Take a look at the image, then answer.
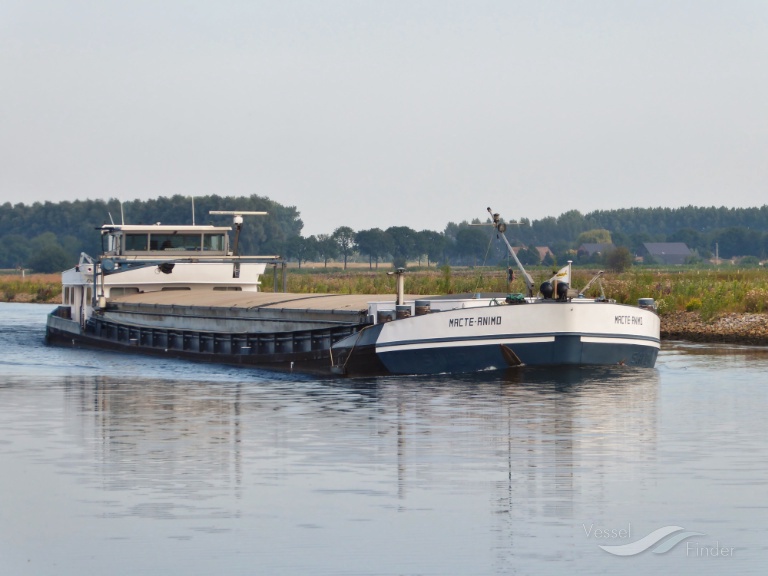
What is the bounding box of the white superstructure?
[60,217,273,330]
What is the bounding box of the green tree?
[556,210,587,243]
[712,227,761,258]
[604,246,633,272]
[284,235,318,268]
[315,234,339,268]
[611,230,631,248]
[28,233,72,272]
[669,228,704,252]
[453,227,491,266]
[386,226,418,268]
[417,230,446,267]
[356,228,393,269]
[0,234,32,268]
[577,229,612,245]
[332,226,357,269]
[517,245,541,266]
[443,221,460,242]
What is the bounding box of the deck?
[103,291,425,333]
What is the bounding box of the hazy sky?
[2,1,766,235]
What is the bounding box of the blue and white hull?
[331,299,660,376]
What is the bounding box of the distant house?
[640,242,692,265]
[536,246,554,261]
[577,243,614,257]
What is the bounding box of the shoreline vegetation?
[3,267,767,346]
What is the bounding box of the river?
[0,303,766,575]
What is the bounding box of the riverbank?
[0,273,60,303]
[661,311,768,345]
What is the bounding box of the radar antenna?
[209,211,268,256]
[209,210,269,278]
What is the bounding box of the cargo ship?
[46,208,660,375]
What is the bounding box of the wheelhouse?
[101,224,232,258]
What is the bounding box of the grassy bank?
[599,268,768,320]
[0,273,61,303]
[276,266,768,320]
[281,265,507,296]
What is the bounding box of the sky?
[1,1,767,235]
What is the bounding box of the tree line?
[2,195,768,272]
[0,195,302,272]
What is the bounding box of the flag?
[549,263,571,286]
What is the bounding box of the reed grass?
[0,273,61,303]
[276,266,768,319]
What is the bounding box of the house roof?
[642,242,692,256]
[642,242,692,264]
[510,246,552,260]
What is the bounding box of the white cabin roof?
[101,224,232,233]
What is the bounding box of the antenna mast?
[208,210,269,254]
[209,211,269,278]
[487,207,535,297]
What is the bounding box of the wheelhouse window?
[124,234,149,251]
[203,234,226,251]
[149,234,203,251]
[111,229,227,254]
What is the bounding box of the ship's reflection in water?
[49,365,660,573]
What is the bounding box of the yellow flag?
[550,264,570,286]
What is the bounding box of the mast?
[208,210,269,255]
[209,210,269,278]
[487,207,535,297]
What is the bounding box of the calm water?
[1,303,766,575]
